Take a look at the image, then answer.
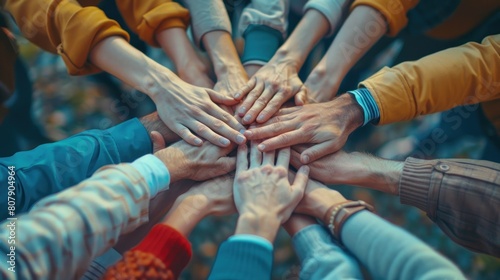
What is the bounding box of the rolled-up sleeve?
[5,0,130,75]
[350,0,419,36]
[116,0,190,47]
[400,157,500,257]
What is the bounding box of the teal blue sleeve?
[293,225,362,279]
[241,24,283,65]
[0,118,151,220]
[342,211,466,280]
[208,238,273,280]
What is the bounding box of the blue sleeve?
[208,238,273,280]
[347,88,380,126]
[241,24,283,65]
[0,118,151,220]
[342,211,466,280]
[293,225,362,279]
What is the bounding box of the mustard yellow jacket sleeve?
[360,35,500,125]
[350,0,419,36]
[115,0,190,47]
[5,0,130,75]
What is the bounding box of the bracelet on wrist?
[324,200,375,245]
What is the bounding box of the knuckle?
[190,106,203,117]
[196,124,208,134]
[275,166,288,176]
[213,119,224,128]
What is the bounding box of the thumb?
[207,88,239,106]
[151,131,166,153]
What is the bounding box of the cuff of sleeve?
[229,234,273,251]
[304,0,344,37]
[137,3,190,47]
[131,154,170,196]
[241,25,283,64]
[293,225,335,262]
[49,2,130,75]
[348,88,380,125]
[107,118,152,163]
[399,157,435,212]
[133,224,192,278]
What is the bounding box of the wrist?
[163,194,209,236]
[235,212,280,242]
[302,187,347,221]
[139,112,179,144]
[332,93,364,133]
[271,49,302,70]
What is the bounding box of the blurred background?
[3,4,500,279]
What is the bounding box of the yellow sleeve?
[360,35,500,125]
[350,0,419,36]
[115,0,190,47]
[5,0,130,75]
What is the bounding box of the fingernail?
[236,134,246,144]
[258,144,266,151]
[244,130,253,137]
[239,106,246,114]
[243,115,252,123]
[194,138,202,145]
[257,115,264,122]
[234,93,241,99]
[220,138,230,146]
[302,155,310,163]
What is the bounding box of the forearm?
[309,5,386,96]
[341,211,465,280]
[139,112,180,144]
[0,161,161,279]
[162,193,211,237]
[0,119,151,219]
[90,36,180,100]
[400,157,500,257]
[273,9,330,69]
[235,212,280,243]
[156,28,204,74]
[202,30,247,80]
[362,35,500,125]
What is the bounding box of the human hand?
[233,142,309,241]
[151,76,246,147]
[282,214,317,237]
[162,175,236,237]
[177,58,214,89]
[291,147,403,194]
[154,140,236,183]
[236,59,305,124]
[244,64,262,78]
[244,94,364,164]
[214,70,248,103]
[139,112,180,145]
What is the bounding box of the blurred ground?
[15,31,500,280]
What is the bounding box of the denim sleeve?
[0,118,151,220]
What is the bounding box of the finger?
[243,86,276,124]
[291,144,309,153]
[150,131,166,153]
[289,149,302,169]
[291,165,310,193]
[236,144,249,175]
[238,81,265,117]
[188,121,231,147]
[255,89,290,123]
[250,140,263,168]
[234,77,257,100]
[209,104,246,132]
[207,88,239,106]
[262,150,276,166]
[243,119,292,140]
[202,113,246,145]
[301,141,337,164]
[173,123,203,146]
[257,130,306,152]
[276,147,291,168]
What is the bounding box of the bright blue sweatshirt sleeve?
[342,211,466,280]
[208,237,273,280]
[0,118,151,220]
[293,224,362,279]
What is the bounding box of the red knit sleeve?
[104,224,192,279]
